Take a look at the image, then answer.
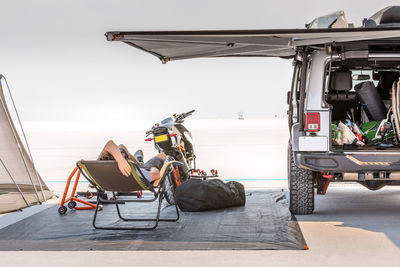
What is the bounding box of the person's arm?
[118,144,141,165]
[100,140,131,176]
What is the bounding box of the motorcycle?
[145,110,218,204]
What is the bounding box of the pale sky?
[0,0,399,121]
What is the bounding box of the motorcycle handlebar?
[184,109,195,117]
[176,109,195,122]
[147,110,195,135]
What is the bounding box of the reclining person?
[98,140,166,182]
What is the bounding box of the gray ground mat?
[0,190,307,250]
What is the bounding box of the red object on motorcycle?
[173,166,182,186]
[170,133,177,137]
[215,170,218,175]
[145,138,153,142]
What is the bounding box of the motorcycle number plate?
[155,134,168,143]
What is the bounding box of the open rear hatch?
[327,56,400,152]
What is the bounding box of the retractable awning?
[105,27,400,63]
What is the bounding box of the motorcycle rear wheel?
[163,174,176,205]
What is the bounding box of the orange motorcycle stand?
[58,166,99,215]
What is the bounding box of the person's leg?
[139,153,166,181]
[150,167,160,181]
[141,153,166,171]
[158,153,167,160]
[133,150,144,163]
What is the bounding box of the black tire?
[58,206,67,215]
[288,142,315,215]
[163,174,176,205]
[67,201,77,209]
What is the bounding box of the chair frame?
[77,160,181,230]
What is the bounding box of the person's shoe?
[134,149,144,163]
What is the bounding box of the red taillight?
[145,138,153,142]
[170,133,177,137]
[306,112,320,132]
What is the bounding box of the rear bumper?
[295,151,400,172]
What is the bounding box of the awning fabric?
[105,27,400,62]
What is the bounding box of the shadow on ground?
[295,186,400,248]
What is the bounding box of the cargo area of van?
[326,60,400,151]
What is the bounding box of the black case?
[355,81,387,121]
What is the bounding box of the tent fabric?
[176,179,245,212]
[0,81,52,213]
[105,27,400,62]
[0,191,53,214]
[0,191,307,250]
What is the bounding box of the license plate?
[155,134,168,143]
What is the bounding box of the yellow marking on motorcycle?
[155,134,168,143]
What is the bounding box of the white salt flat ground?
[2,118,400,266]
[23,118,290,195]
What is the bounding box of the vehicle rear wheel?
[288,142,315,214]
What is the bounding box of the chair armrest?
[153,161,184,187]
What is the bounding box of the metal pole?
[0,80,41,203]
[0,158,30,207]
[1,76,46,202]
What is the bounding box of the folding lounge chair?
[77,159,182,230]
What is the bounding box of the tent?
[0,78,52,213]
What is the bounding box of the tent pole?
[1,77,46,202]
[0,158,30,207]
[0,81,41,204]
